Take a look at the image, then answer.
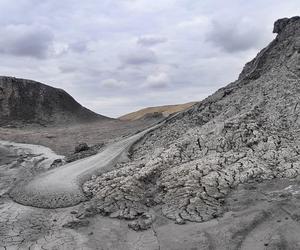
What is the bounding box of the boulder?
[74,143,89,153]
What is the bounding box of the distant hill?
[119,102,197,121]
[0,76,111,126]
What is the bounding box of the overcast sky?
[0,0,299,117]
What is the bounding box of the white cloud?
[82,96,135,117]
[177,16,210,29]
[69,41,89,53]
[137,35,167,47]
[0,24,53,59]
[51,42,69,56]
[101,78,126,88]
[145,72,170,89]
[0,0,299,116]
[120,49,157,66]
[206,17,269,53]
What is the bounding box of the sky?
[0,0,299,117]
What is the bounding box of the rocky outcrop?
[83,17,300,224]
[74,143,90,153]
[239,16,300,81]
[65,142,105,163]
[273,16,300,34]
[0,76,110,126]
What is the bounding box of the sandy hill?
[0,76,110,126]
[119,102,197,121]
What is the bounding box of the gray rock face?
[65,142,104,163]
[239,16,300,81]
[74,143,89,153]
[273,16,300,34]
[0,76,109,126]
[83,16,300,224]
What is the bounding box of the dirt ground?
[1,119,300,249]
[0,119,156,155]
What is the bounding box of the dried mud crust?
[0,143,89,250]
[9,125,161,209]
[2,146,300,250]
[83,17,300,224]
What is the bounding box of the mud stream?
[1,141,300,249]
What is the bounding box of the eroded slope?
[84,17,300,224]
[0,76,109,126]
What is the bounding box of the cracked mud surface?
[2,141,300,249]
[83,17,300,225]
[0,143,85,249]
[10,125,160,209]
[3,17,300,249]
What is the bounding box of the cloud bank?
[0,0,299,117]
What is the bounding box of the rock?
[128,213,154,231]
[273,18,290,33]
[273,16,300,34]
[62,219,89,229]
[75,203,99,219]
[50,159,64,169]
[279,193,292,199]
[74,143,89,153]
[109,211,121,218]
[142,112,164,120]
[175,217,186,225]
[65,143,104,163]
[65,149,97,163]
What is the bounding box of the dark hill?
[0,76,110,126]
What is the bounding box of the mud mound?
[84,17,300,223]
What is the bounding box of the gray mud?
[0,145,17,165]
[9,125,160,209]
[1,140,300,249]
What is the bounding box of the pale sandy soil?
[119,102,196,121]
